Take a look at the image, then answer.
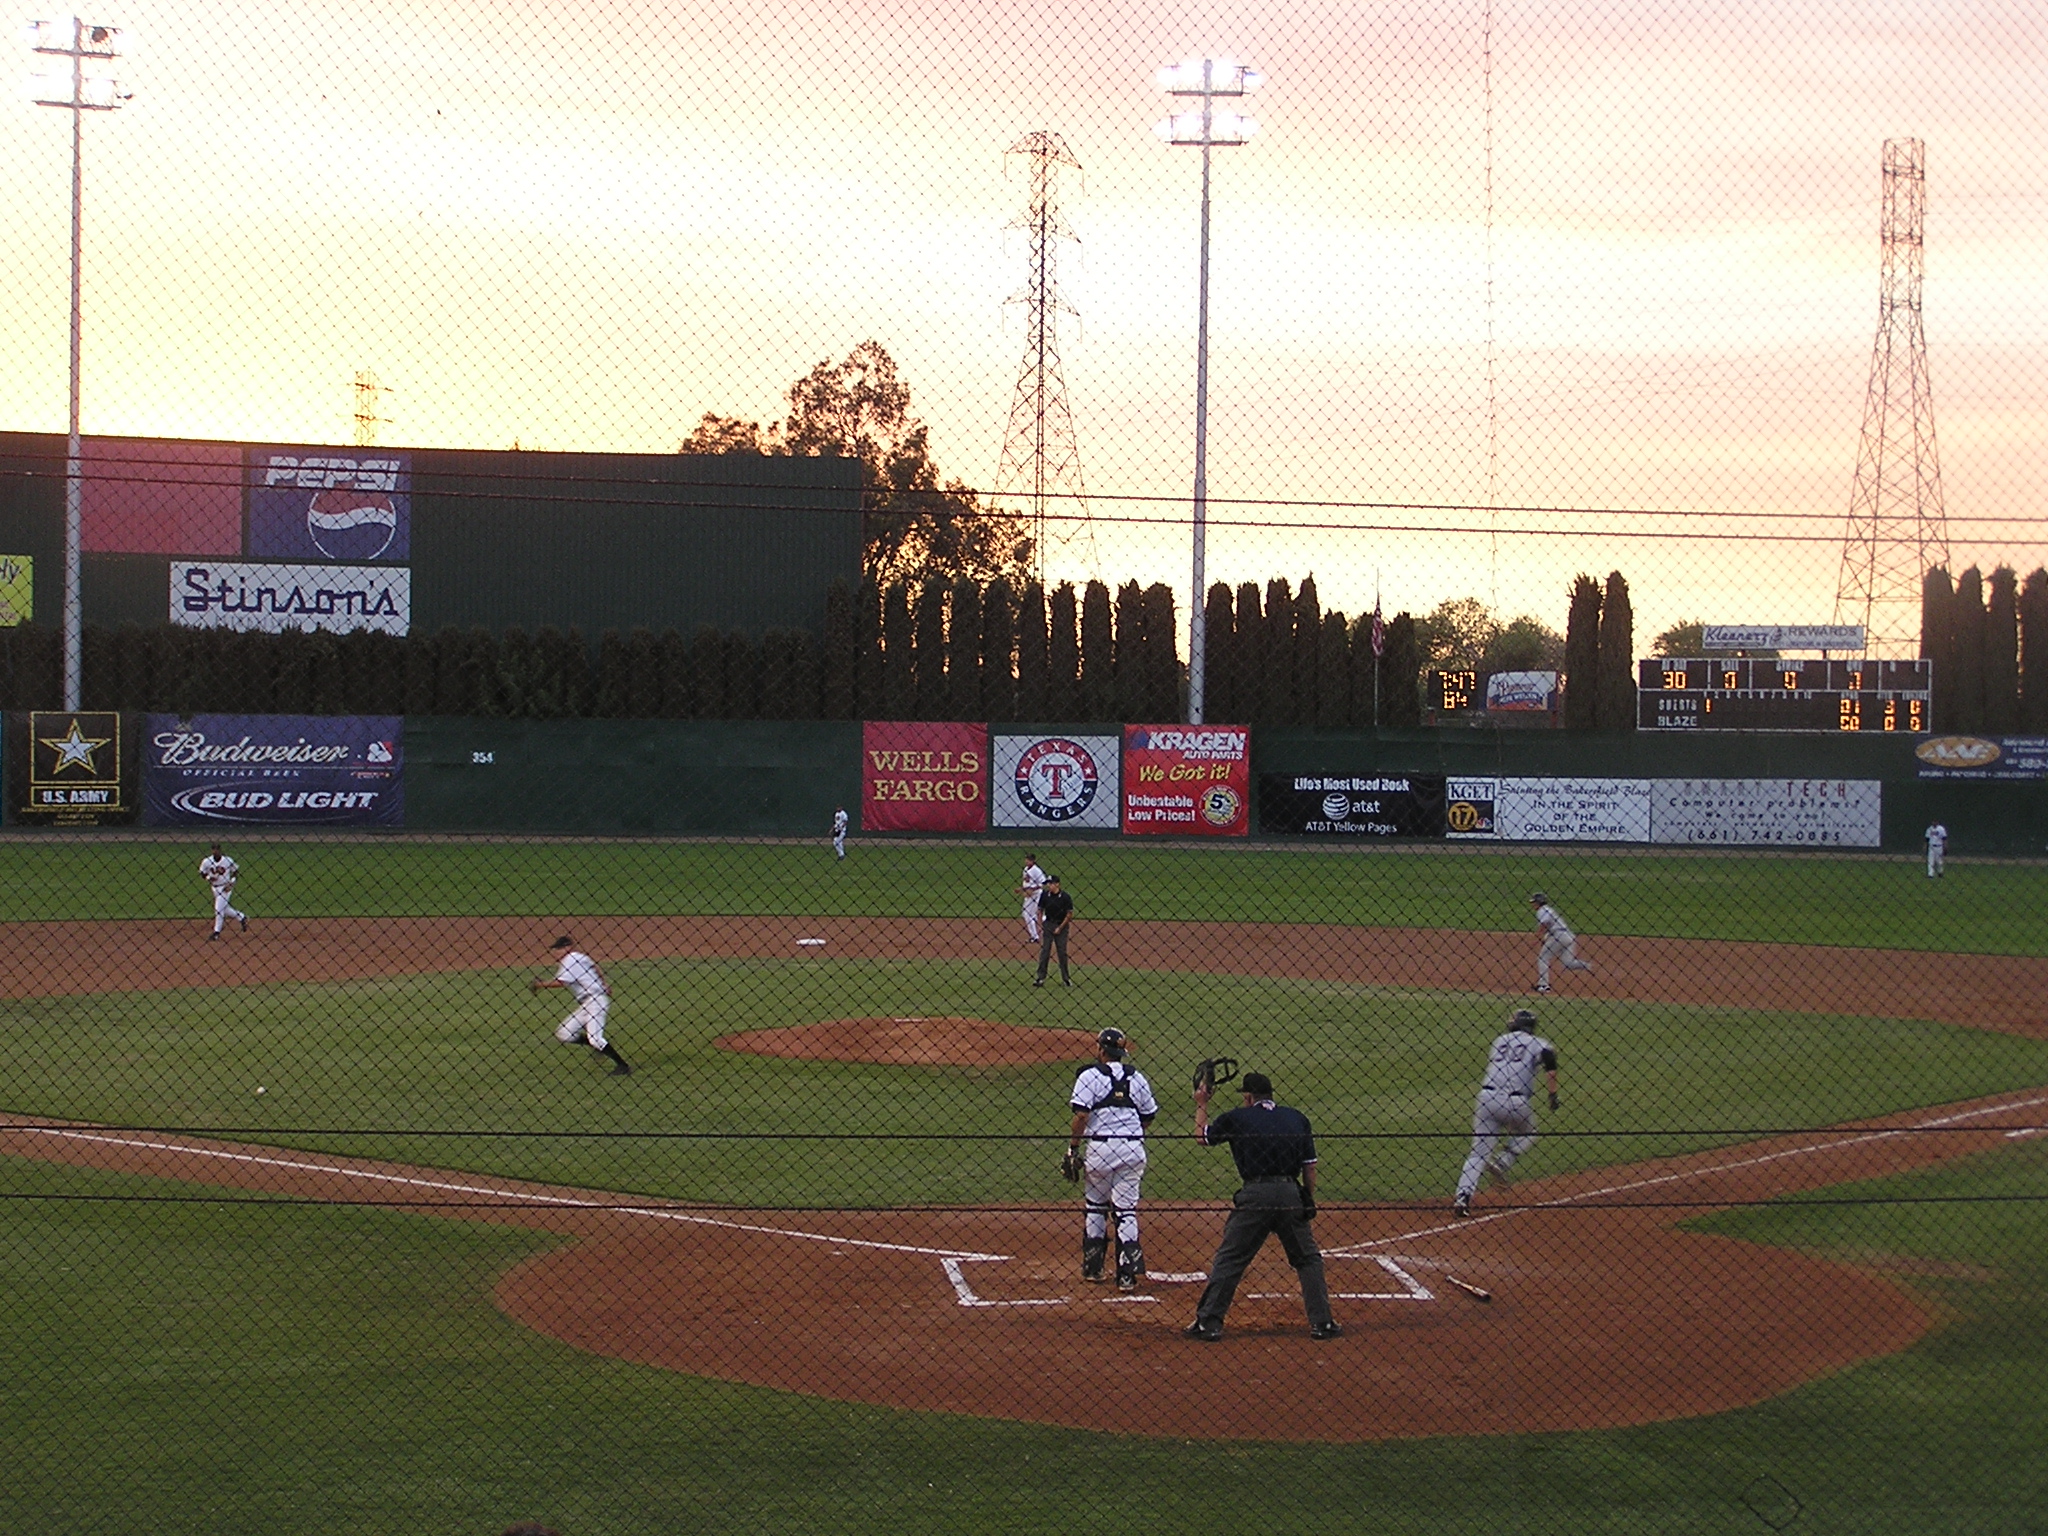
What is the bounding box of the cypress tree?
[592,631,630,717]
[498,628,535,718]
[854,577,883,719]
[788,628,821,719]
[1951,567,1987,732]
[428,627,466,714]
[947,577,982,721]
[690,625,725,718]
[913,579,947,720]
[758,630,794,719]
[980,577,1015,722]
[1922,567,1956,729]
[724,631,760,719]
[1594,572,1635,730]
[1048,582,1081,718]
[1142,582,1179,720]
[1201,582,1235,722]
[307,630,346,715]
[881,580,913,718]
[403,630,438,715]
[1264,579,1296,726]
[1015,580,1049,720]
[1348,613,1376,725]
[1984,566,2020,733]
[1563,574,1603,730]
[1294,576,1322,727]
[656,628,691,719]
[2020,568,2048,732]
[80,624,114,710]
[1111,581,1145,721]
[113,624,150,710]
[26,622,62,710]
[1380,613,1423,727]
[1234,583,1265,726]
[821,579,857,720]
[529,626,569,718]
[623,627,660,718]
[1079,580,1114,719]
[1318,611,1351,727]
[561,628,591,717]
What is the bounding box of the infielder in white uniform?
[1530,892,1592,993]
[1454,1008,1559,1217]
[199,843,247,941]
[1063,1027,1159,1290]
[832,806,849,860]
[531,936,633,1075]
[1925,821,1948,878]
[1016,855,1047,944]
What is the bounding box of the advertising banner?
[861,721,987,832]
[82,439,243,556]
[1484,671,1559,713]
[1258,773,1446,837]
[1648,779,1881,847]
[1444,777,1498,839]
[1497,777,1654,842]
[0,555,30,625]
[1914,736,2048,780]
[991,733,1121,829]
[1121,724,1250,836]
[1703,624,1864,652]
[143,714,403,827]
[19,710,126,823]
[170,561,411,635]
[248,449,411,562]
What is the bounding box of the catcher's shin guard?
[1081,1235,1109,1280]
[1116,1241,1145,1287]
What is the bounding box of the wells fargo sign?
[860,721,988,833]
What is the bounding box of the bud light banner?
[1258,774,1447,837]
[247,449,410,562]
[991,733,1121,829]
[143,714,404,826]
[1121,724,1250,836]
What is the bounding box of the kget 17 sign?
[143,714,403,826]
[1121,724,1249,837]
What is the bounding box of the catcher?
[1062,1028,1160,1289]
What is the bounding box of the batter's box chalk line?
[943,1254,1431,1308]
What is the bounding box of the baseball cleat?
[1535,985,1551,994]
[1309,1322,1344,1340]
[208,932,219,941]
[1182,1322,1222,1342]
[610,1063,633,1076]
[1453,1196,1471,1218]
[1117,1273,1138,1292]
[239,916,248,931]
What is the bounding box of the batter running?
[1454,1008,1559,1217]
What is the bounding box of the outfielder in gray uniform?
[1063,1027,1159,1290]
[1453,1008,1559,1217]
[1530,892,1592,993]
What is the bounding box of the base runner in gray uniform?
[1454,1008,1559,1216]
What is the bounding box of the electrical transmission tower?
[1834,139,1950,656]
[352,370,392,447]
[994,131,1096,580]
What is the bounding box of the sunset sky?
[2,0,2044,648]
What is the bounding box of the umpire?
[1185,1070,1341,1342]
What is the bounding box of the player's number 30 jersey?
[1481,1030,1556,1098]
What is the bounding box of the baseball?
[256,1087,266,1095]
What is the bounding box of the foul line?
[3,1125,1009,1262]
[1326,1092,2048,1255]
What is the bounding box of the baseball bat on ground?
[1444,1273,1493,1303]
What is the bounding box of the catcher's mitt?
[1191,1056,1240,1094]
[1060,1147,1083,1182]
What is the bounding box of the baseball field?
[2,836,2045,1533]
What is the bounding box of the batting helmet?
[1097,1027,1128,1059]
[1510,1008,1539,1030]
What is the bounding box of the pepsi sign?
[247,450,410,562]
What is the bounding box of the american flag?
[1370,600,1386,659]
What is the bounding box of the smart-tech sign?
[247,449,411,563]
[143,714,403,826]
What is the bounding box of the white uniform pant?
[1083,1150,1145,1247]
[833,830,846,859]
[1458,1090,1537,1202]
[1022,898,1042,941]
[555,995,610,1052]
[1538,930,1590,988]
[212,887,244,932]
[1927,843,1944,877]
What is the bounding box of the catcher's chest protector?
[1091,1065,1136,1110]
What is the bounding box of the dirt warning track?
[6,914,2045,1034]
[3,1086,2041,1441]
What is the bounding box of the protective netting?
[3,2,2047,1533]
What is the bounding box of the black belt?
[1244,1174,1297,1183]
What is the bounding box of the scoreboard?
[1638,658,1931,732]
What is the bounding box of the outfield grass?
[2,837,2042,953]
[2,1144,2041,1535]
[5,958,2044,1203]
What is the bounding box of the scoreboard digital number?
[1638,658,1931,732]
[1432,669,1480,714]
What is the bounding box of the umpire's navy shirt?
[1203,1101,1318,1181]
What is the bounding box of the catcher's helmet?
[1510,1008,1539,1030]
[1097,1027,1128,1059]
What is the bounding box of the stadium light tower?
[1155,57,1258,724]
[27,15,131,711]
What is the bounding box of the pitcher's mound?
[716,1017,1096,1067]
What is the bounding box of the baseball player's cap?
[1242,1071,1273,1097]
[1097,1027,1127,1058]
[1529,891,1547,903]
[1044,873,1061,883]
[550,935,575,949]
[1510,1008,1539,1029]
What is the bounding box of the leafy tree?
[625,627,662,718]
[2021,568,2048,733]
[678,413,778,454]
[1317,610,1351,727]
[593,630,631,717]
[1563,575,1602,729]
[1419,596,1499,673]
[690,625,726,719]
[1294,576,1322,727]
[1482,616,1565,676]
[1141,583,1179,720]
[1112,581,1145,721]
[1594,572,1635,730]
[655,627,692,719]
[1922,567,1956,728]
[1264,579,1297,725]
[853,577,883,718]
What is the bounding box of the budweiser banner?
[143,714,404,826]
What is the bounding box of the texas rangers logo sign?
[247,450,411,563]
[992,733,1121,829]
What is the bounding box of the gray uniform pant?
[1537,930,1590,988]
[1036,925,1069,983]
[1458,1089,1537,1202]
[1193,1177,1333,1330]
